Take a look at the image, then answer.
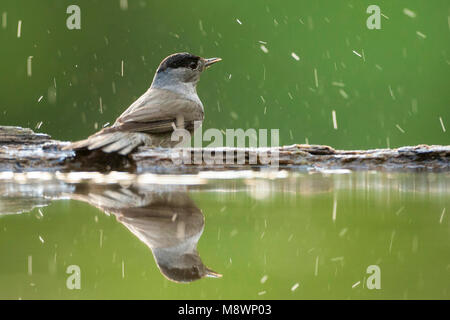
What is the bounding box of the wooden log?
[0,126,448,173]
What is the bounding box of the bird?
[63,52,222,155]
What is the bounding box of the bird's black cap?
[157,52,201,73]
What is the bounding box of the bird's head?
[154,52,221,86]
[156,252,222,283]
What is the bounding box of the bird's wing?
[110,88,204,134]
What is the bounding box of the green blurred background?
[0,0,448,149]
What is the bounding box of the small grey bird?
[63,53,221,155]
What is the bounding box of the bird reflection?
[71,184,222,283]
[0,182,221,283]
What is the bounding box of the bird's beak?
[204,57,222,68]
[205,267,223,278]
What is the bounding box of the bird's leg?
[176,114,185,130]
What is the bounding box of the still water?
[0,171,449,299]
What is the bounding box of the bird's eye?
[189,62,197,69]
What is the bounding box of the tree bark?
[0,126,448,173]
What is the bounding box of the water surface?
[0,171,448,299]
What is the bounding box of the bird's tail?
[62,131,152,155]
